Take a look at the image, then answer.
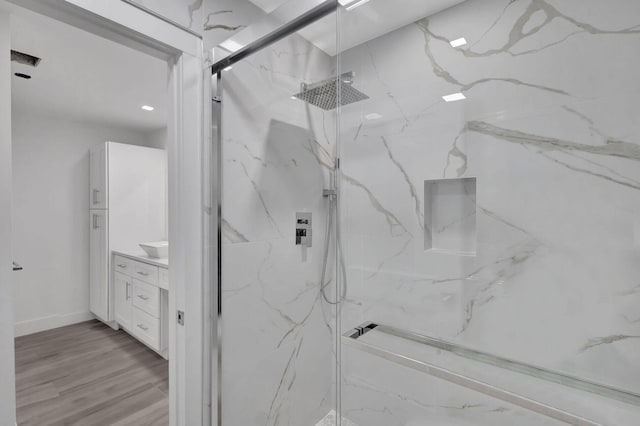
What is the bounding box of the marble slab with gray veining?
[338,0,640,424]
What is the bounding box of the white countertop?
[112,250,169,269]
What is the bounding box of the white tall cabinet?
[89,143,108,209]
[89,210,109,320]
[89,142,166,324]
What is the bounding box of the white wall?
[148,126,168,149]
[0,10,17,426]
[12,109,166,336]
[147,126,169,238]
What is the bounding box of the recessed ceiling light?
[365,113,382,120]
[442,93,466,102]
[220,39,245,53]
[14,73,31,79]
[141,105,155,111]
[339,0,371,11]
[291,96,298,100]
[223,66,233,71]
[450,37,467,48]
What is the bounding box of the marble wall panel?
[338,0,640,423]
[221,30,338,425]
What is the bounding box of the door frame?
[0,8,16,426]
[2,1,211,425]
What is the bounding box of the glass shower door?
[215,3,339,424]
[336,0,640,425]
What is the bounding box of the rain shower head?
[293,72,369,111]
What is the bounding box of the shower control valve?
[296,212,312,247]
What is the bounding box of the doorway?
[0,0,210,425]
[10,3,169,424]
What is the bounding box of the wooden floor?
[15,320,168,426]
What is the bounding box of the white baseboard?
[14,311,95,337]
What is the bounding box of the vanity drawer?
[132,279,160,318]
[133,261,158,285]
[113,255,133,274]
[158,268,169,290]
[132,307,160,351]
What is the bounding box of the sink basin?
[139,241,169,259]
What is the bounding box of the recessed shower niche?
[424,177,477,255]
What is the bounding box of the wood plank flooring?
[15,320,168,426]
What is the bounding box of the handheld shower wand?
[320,166,347,305]
[294,72,369,304]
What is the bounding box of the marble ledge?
[111,249,169,269]
[345,329,640,425]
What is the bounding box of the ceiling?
[246,0,467,56]
[8,3,167,132]
[247,0,289,14]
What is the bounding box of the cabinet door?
[114,272,132,329]
[132,307,160,351]
[89,144,108,209]
[89,210,109,321]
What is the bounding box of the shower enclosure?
[210,0,640,424]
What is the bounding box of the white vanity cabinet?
[112,253,168,359]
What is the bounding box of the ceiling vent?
[11,50,42,67]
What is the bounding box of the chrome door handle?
[92,214,99,229]
[93,188,99,205]
[137,294,149,301]
[137,271,149,276]
[126,282,131,300]
[137,323,149,331]
[117,264,127,268]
